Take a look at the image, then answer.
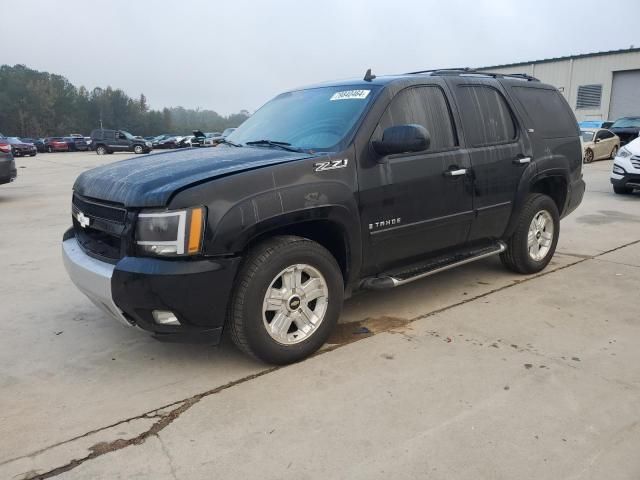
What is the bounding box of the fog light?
[152,310,180,326]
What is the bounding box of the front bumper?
[611,172,640,189]
[62,230,241,344]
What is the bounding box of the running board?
[362,242,507,290]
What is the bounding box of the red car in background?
[43,137,69,152]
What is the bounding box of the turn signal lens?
[187,207,204,254]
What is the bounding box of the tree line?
[0,64,250,138]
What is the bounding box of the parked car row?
[0,127,240,157]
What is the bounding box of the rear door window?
[455,85,516,147]
[374,85,458,151]
[512,86,578,138]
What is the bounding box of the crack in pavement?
[21,238,640,479]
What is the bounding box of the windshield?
[121,131,135,140]
[611,117,640,128]
[227,85,379,151]
[580,131,595,142]
[7,137,22,144]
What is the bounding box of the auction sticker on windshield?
[330,90,371,101]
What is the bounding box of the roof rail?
[406,68,539,82]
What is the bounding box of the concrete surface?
[0,152,638,479]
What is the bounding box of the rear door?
[358,83,474,272]
[447,79,528,241]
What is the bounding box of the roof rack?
[406,68,539,82]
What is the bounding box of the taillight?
[0,143,11,153]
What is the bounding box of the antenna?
[363,68,376,82]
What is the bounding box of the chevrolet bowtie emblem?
[76,211,91,228]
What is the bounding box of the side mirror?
[372,124,430,157]
[594,138,601,143]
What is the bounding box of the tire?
[229,235,344,364]
[133,145,144,154]
[613,185,632,194]
[47,146,53,153]
[610,146,618,159]
[584,148,594,163]
[96,145,107,155]
[500,194,560,274]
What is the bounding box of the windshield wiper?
[245,139,304,153]
[217,138,242,147]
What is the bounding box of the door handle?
[444,168,467,177]
[513,156,531,165]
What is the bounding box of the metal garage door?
[609,69,640,120]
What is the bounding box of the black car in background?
[90,129,152,155]
[20,138,46,153]
[609,117,640,145]
[5,137,37,157]
[63,136,89,151]
[0,139,17,185]
[153,135,180,149]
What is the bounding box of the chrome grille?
[72,194,127,261]
[631,156,640,170]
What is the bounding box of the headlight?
[612,164,626,175]
[618,147,631,158]
[145,141,152,147]
[136,206,206,256]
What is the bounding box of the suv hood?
[73,146,313,208]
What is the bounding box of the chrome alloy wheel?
[528,210,554,261]
[262,264,329,345]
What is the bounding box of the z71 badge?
[314,159,349,172]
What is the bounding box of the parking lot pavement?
[1,153,639,479]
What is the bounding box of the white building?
[478,47,640,122]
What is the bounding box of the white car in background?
[611,136,640,194]
[581,128,620,163]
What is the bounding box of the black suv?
[90,129,152,155]
[63,68,584,364]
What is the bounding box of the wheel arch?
[236,213,358,289]
[504,170,569,238]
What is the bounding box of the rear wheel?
[133,145,144,154]
[96,145,107,155]
[584,148,594,163]
[229,236,344,364]
[501,194,560,274]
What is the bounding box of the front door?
[358,84,474,273]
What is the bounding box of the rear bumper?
[563,176,586,218]
[62,229,241,344]
[0,159,17,184]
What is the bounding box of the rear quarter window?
[512,87,578,138]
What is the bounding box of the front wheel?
[96,145,107,155]
[133,145,144,154]
[47,146,53,153]
[229,236,344,364]
[501,194,560,274]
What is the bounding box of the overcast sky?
[2,0,639,115]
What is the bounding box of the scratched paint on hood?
[73,146,313,207]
